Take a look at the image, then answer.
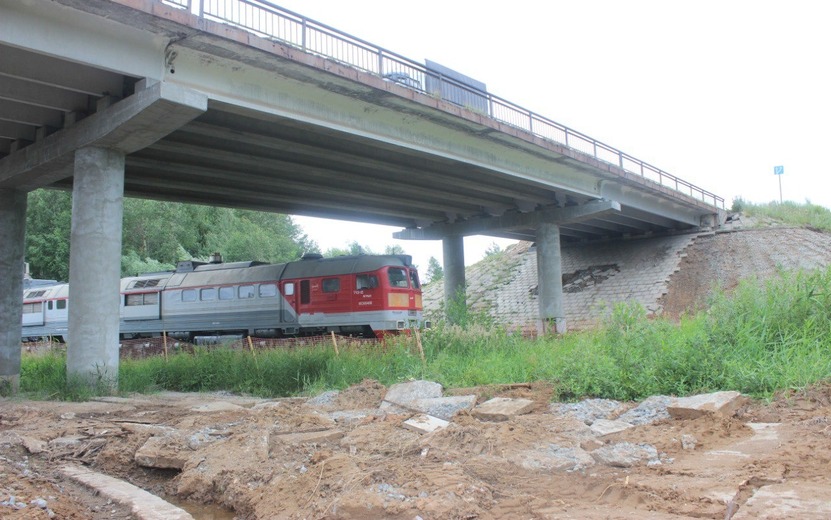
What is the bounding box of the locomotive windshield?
[409,269,420,289]
[388,267,409,288]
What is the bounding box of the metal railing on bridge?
[164,0,724,210]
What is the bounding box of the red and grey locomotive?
[22,253,426,342]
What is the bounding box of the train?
[22,253,426,342]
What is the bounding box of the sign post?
[774,165,784,203]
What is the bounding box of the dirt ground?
[2,380,831,519]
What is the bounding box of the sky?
[274,0,831,271]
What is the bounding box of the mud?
[2,381,831,519]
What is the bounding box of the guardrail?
[164,0,724,210]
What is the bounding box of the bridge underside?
[0,0,723,390]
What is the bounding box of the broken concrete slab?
[120,423,176,436]
[472,397,535,421]
[403,414,448,434]
[590,419,634,437]
[270,429,344,445]
[383,380,443,406]
[519,444,595,472]
[549,398,625,425]
[135,434,189,470]
[667,391,747,420]
[49,435,85,450]
[62,465,193,520]
[617,396,671,425]
[591,442,659,467]
[407,395,477,420]
[732,482,831,519]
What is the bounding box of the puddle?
[165,496,236,520]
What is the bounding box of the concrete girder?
[0,81,207,190]
[0,46,126,98]
[174,118,556,207]
[0,76,91,113]
[0,98,65,128]
[120,173,444,224]
[393,200,621,240]
[127,148,499,216]
[0,121,37,143]
[600,181,709,227]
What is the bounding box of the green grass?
[18,266,831,402]
[734,198,831,231]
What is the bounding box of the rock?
[472,397,535,421]
[617,396,672,425]
[383,380,443,407]
[251,401,284,411]
[681,434,697,450]
[550,399,625,425]
[590,419,634,437]
[20,436,48,454]
[590,442,659,467]
[135,434,189,470]
[328,409,384,425]
[407,395,477,420]
[305,391,340,407]
[403,414,448,434]
[667,391,747,419]
[519,444,595,471]
[732,482,831,519]
[49,435,84,450]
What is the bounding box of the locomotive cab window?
[409,270,421,289]
[322,278,340,293]
[356,274,378,290]
[259,284,277,298]
[388,268,409,288]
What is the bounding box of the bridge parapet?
[163,0,723,210]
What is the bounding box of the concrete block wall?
[423,232,700,331]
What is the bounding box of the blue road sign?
[774,165,784,175]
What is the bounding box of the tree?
[25,189,72,281]
[484,242,502,257]
[425,256,443,283]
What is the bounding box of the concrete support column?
[67,147,125,390]
[442,235,466,320]
[0,189,27,395]
[536,222,567,335]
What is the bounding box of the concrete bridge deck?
[0,0,725,389]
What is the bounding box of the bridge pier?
[0,189,27,394]
[536,222,566,335]
[442,235,466,321]
[66,147,125,390]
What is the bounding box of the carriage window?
[57,299,67,309]
[388,268,409,288]
[143,293,157,305]
[322,278,340,293]
[409,270,421,289]
[219,286,235,300]
[182,289,197,302]
[126,294,145,306]
[284,282,295,296]
[356,274,378,290]
[300,280,311,304]
[201,288,217,301]
[48,301,53,310]
[23,302,43,314]
[259,283,277,298]
[239,285,255,299]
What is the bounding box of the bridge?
[0,0,724,391]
